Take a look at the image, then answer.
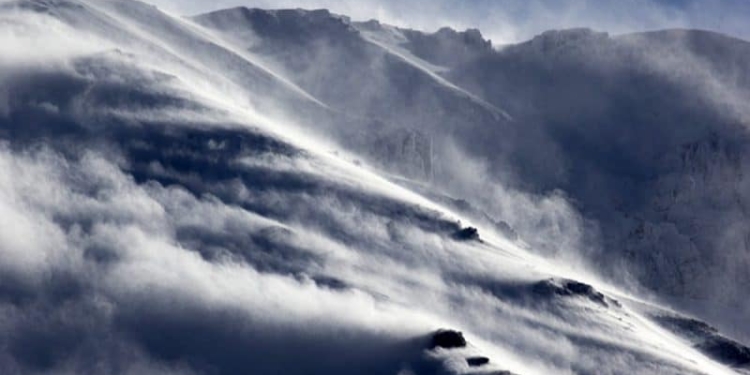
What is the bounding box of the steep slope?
[1,0,330,119]
[0,1,748,374]
[193,7,514,182]
[191,7,750,342]
[444,28,750,339]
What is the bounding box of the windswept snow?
[0,1,747,375]
[356,26,514,121]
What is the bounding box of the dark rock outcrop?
[466,356,490,366]
[430,330,467,349]
[453,227,480,241]
[532,279,609,307]
[655,314,750,368]
[698,338,750,367]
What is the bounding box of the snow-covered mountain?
[195,7,750,341]
[443,27,750,338]
[1,1,749,374]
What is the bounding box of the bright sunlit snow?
[0,1,749,375]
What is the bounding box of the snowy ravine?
[0,1,749,374]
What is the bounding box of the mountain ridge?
[193,4,750,343]
[0,1,749,374]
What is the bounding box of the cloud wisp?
[0,1,746,375]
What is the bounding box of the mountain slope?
[0,1,748,374]
[193,7,515,182]
[191,7,750,342]
[443,28,750,338]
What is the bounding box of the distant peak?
[535,27,609,41]
[516,27,610,54]
[193,6,355,37]
[359,19,381,28]
[197,6,350,24]
[434,26,487,42]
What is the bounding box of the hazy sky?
[149,0,750,44]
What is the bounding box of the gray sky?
[148,0,750,44]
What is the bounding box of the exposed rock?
[194,7,355,45]
[309,275,349,291]
[430,330,467,349]
[532,279,609,307]
[466,356,490,366]
[399,26,493,67]
[653,313,750,368]
[453,227,480,241]
[699,338,750,367]
[654,315,719,339]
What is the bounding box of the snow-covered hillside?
[0,1,749,374]
[194,7,750,343]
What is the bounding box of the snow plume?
[618,29,750,127]
[0,1,746,374]
[0,141,734,374]
[192,6,597,273]
[0,7,106,64]
[609,30,750,339]
[430,140,601,269]
[178,1,750,344]
[0,145,435,375]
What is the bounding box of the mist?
[1,0,749,374]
